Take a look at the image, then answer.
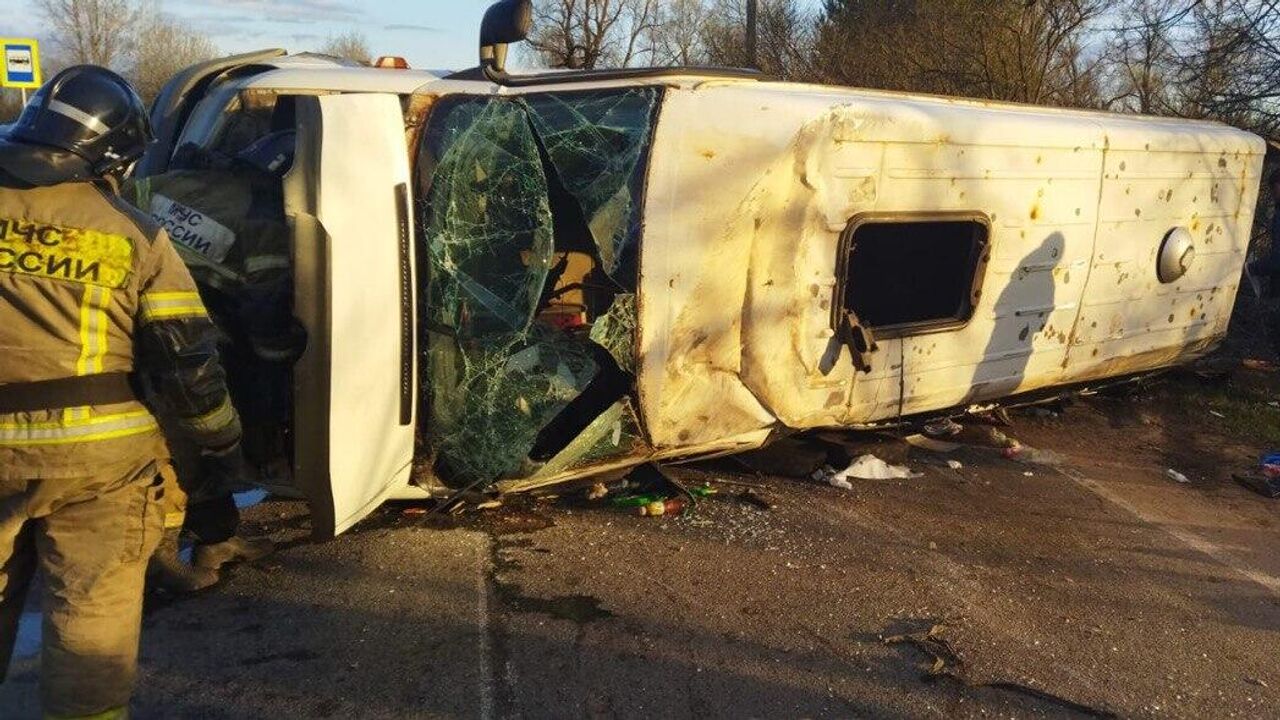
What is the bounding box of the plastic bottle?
[638,498,687,516]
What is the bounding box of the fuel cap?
[1158,227,1195,284]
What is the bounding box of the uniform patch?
[149,194,237,263]
[0,216,134,289]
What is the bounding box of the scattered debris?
[883,622,958,676]
[946,460,963,470]
[1263,452,1280,477]
[610,493,667,509]
[1023,471,1035,477]
[815,454,923,488]
[476,500,503,511]
[706,476,767,490]
[1245,677,1270,689]
[1208,409,1226,418]
[688,483,718,498]
[402,506,428,518]
[1242,358,1278,372]
[1007,446,1065,465]
[1232,453,1280,498]
[1165,469,1191,484]
[973,407,1014,426]
[1234,474,1280,498]
[935,424,1022,450]
[586,482,610,500]
[923,418,963,438]
[638,497,687,517]
[904,434,962,452]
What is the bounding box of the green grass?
[1165,374,1280,446]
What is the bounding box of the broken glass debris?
[504,398,650,492]
[523,89,658,284]
[588,293,637,375]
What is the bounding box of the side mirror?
[480,0,533,83]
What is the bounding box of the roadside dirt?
[7,360,1276,719]
[431,358,1280,719]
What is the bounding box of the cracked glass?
[588,293,637,375]
[418,90,657,488]
[522,88,659,285]
[424,99,554,337]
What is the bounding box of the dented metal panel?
[638,81,1265,453]
[1067,142,1261,379]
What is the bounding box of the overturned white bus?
[137,0,1266,537]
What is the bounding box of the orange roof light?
[374,56,410,69]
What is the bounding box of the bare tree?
[814,0,1108,107]
[35,0,143,68]
[1102,0,1280,135]
[703,0,816,79]
[131,15,217,104]
[1174,0,1278,133]
[1105,0,1180,114]
[527,0,660,69]
[320,31,373,66]
[650,0,712,66]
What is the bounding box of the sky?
[0,1,500,72]
[1,1,826,74]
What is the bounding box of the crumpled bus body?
[143,54,1265,535]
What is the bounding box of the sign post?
[0,38,42,108]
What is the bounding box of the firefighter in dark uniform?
[0,66,244,719]
[125,133,299,592]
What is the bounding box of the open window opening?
[836,215,990,339]
[415,88,660,489]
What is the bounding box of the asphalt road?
[2,398,1279,719]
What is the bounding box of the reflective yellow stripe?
[75,285,110,375]
[0,410,158,447]
[46,705,128,720]
[244,254,290,275]
[142,305,207,321]
[67,285,111,422]
[139,291,207,323]
[179,396,236,435]
[144,291,203,303]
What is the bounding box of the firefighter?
[0,66,245,718]
[125,133,299,592]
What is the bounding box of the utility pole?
[746,0,759,69]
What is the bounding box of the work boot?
[148,529,219,594]
[193,535,275,571]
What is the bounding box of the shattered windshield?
[523,90,657,284]
[417,88,659,488]
[423,99,554,336]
